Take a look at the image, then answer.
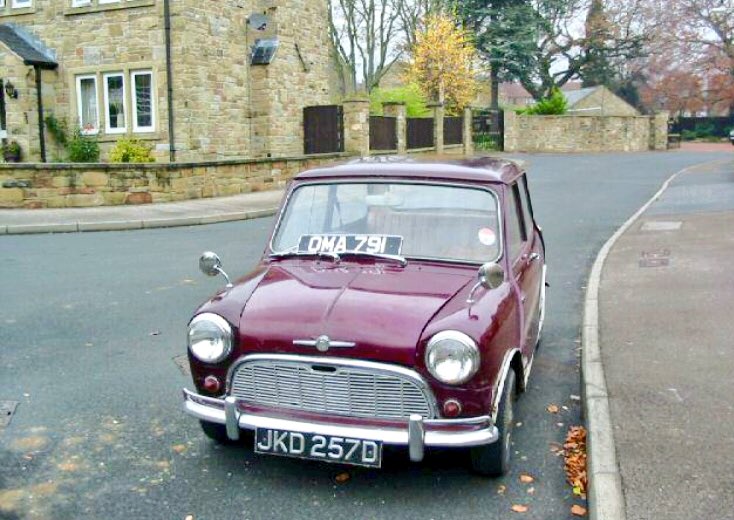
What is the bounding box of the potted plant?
[2,140,22,162]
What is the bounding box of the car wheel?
[199,420,235,444]
[470,370,516,477]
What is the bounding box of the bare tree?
[328,0,404,93]
[395,0,453,51]
[666,0,734,76]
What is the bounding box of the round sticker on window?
[478,227,497,246]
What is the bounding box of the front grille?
[230,357,434,420]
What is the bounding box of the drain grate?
[173,354,191,376]
[641,221,682,232]
[0,401,19,427]
[639,249,671,268]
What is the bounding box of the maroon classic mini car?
[182,157,546,476]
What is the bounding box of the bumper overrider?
[182,388,499,462]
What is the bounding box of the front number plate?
[254,428,382,468]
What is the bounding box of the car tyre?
[470,370,516,477]
[199,420,235,444]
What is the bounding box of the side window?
[506,184,527,261]
[519,176,534,240]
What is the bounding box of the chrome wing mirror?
[199,251,233,288]
[467,262,504,304]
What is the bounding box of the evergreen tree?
[581,0,616,87]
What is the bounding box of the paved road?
[0,151,729,520]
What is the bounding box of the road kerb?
[1,207,279,235]
[78,220,144,232]
[581,158,730,520]
[6,222,79,234]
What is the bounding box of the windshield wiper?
[339,251,408,267]
[268,251,341,263]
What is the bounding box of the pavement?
[592,158,734,520]
[0,189,284,234]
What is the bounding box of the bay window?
[74,69,155,136]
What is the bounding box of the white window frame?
[0,0,6,9]
[103,72,127,134]
[98,0,120,4]
[71,0,91,6]
[131,70,155,133]
[11,0,32,8]
[76,74,100,135]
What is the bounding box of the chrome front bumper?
[183,388,498,462]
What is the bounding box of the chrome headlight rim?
[188,313,233,363]
[425,330,480,385]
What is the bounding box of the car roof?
[294,156,524,185]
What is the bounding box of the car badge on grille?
[293,335,356,353]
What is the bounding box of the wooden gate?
[407,118,434,149]
[369,116,397,151]
[304,105,344,154]
[444,117,463,145]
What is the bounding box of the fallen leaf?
[172,444,187,454]
[334,472,350,484]
[570,395,581,402]
[571,505,587,516]
[497,484,507,495]
[546,404,560,414]
[527,487,535,495]
[511,504,529,513]
[519,474,534,484]
[564,426,588,499]
[184,515,194,520]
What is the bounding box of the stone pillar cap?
[343,98,370,104]
[382,101,406,106]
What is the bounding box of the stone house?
[0,0,335,163]
[564,86,639,116]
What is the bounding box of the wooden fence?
[407,118,434,149]
[369,116,398,151]
[304,105,344,154]
[444,117,463,145]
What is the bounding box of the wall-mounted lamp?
[4,81,18,99]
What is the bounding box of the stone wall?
[0,153,345,208]
[504,112,668,153]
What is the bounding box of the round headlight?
[188,313,233,363]
[425,331,480,385]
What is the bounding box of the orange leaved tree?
[406,13,478,114]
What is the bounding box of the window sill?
[0,7,37,17]
[64,0,154,16]
[96,132,160,143]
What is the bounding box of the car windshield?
[271,182,501,263]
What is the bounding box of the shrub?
[681,129,697,141]
[109,137,155,163]
[693,123,716,139]
[67,128,100,163]
[517,87,568,115]
[369,84,430,117]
